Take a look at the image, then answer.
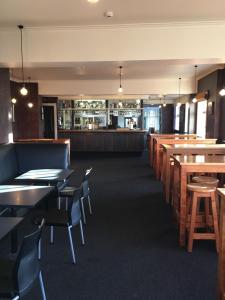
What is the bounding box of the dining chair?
[0,219,46,300]
[58,167,93,224]
[45,187,85,264]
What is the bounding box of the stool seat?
[192,176,219,186]
[187,183,216,193]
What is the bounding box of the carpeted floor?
[1,151,217,299]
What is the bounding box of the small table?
[217,188,225,300]
[0,217,23,241]
[15,169,74,185]
[162,144,225,203]
[172,155,225,247]
[0,185,54,252]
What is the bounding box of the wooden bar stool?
[192,176,219,186]
[187,183,219,253]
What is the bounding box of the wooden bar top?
[14,138,70,144]
[173,155,225,164]
[163,144,225,150]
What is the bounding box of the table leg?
[179,168,187,247]
[165,154,171,203]
[156,145,160,179]
[11,208,18,253]
[219,194,225,300]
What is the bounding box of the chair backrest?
[68,187,82,226]
[13,220,44,296]
[83,167,93,181]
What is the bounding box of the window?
[174,105,180,131]
[144,107,161,132]
[196,100,207,138]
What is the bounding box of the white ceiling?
[12,60,223,81]
[1,0,225,27]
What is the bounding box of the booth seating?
[0,143,69,215]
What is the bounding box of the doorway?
[43,103,57,139]
[196,100,207,138]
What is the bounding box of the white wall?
[1,22,225,66]
[39,78,193,96]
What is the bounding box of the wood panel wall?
[161,104,174,133]
[0,69,11,144]
[10,81,43,139]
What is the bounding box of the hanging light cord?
[18,25,25,84]
[119,66,122,88]
[194,65,197,94]
[179,77,181,102]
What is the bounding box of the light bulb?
[163,103,166,107]
[219,88,225,96]
[159,105,161,108]
[20,86,28,96]
[11,98,17,104]
[28,102,33,108]
[118,86,123,93]
[136,99,141,104]
[192,97,197,103]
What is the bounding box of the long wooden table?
[172,155,225,247]
[218,188,225,300]
[153,138,217,180]
[162,144,225,203]
[148,134,197,166]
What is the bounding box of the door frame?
[42,103,58,139]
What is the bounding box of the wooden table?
[218,188,225,300]
[162,144,225,203]
[148,134,197,166]
[173,155,225,247]
[153,138,217,180]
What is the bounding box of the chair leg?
[211,192,220,252]
[80,198,86,224]
[50,226,54,244]
[67,226,76,264]
[88,195,93,215]
[39,271,47,300]
[57,196,61,209]
[38,238,41,260]
[188,193,198,252]
[79,220,85,245]
[65,197,68,211]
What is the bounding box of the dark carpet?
[1,151,217,299]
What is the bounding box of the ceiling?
[1,0,225,27]
[12,61,223,81]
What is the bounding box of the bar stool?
[187,183,219,252]
[192,175,219,186]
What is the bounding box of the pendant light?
[118,66,123,93]
[192,65,198,103]
[10,69,17,104]
[177,77,182,107]
[18,25,28,96]
[163,95,167,107]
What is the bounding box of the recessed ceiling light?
[87,0,99,3]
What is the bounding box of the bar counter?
[58,129,147,152]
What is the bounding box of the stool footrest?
[192,233,216,240]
